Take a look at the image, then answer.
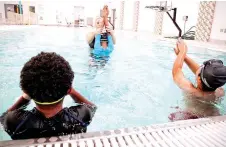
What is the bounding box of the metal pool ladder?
[1,115,226,147]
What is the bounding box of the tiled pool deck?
[1,115,226,147]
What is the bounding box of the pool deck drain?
[1,115,226,147]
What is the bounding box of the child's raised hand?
[105,5,109,16]
[102,5,109,17]
[174,47,179,55]
[176,39,187,54]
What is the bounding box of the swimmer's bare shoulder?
[174,72,224,102]
[184,86,224,102]
[214,87,225,99]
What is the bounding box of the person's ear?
[197,76,202,88]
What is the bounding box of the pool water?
[0,26,226,141]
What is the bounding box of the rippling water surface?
[0,26,226,140]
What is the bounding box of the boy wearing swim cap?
[170,40,226,120]
[0,52,97,140]
[173,40,225,100]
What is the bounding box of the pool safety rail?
[1,115,226,147]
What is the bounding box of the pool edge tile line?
[0,115,226,147]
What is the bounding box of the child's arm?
[107,35,114,50]
[102,5,109,27]
[174,47,200,75]
[106,28,116,44]
[103,16,109,28]
[94,34,102,49]
[7,93,31,112]
[68,88,95,106]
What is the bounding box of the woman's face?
[95,18,104,29]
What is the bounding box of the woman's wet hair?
[20,52,74,104]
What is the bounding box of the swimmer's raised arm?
[107,35,114,50]
[7,93,31,112]
[174,47,199,75]
[102,5,109,27]
[103,15,109,28]
[68,87,95,106]
[102,5,116,45]
[172,40,194,91]
[94,34,102,49]
[107,27,116,44]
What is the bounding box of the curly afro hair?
[20,52,74,104]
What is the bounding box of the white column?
[154,11,164,35]
[119,1,125,30]
[195,1,216,42]
[133,1,140,32]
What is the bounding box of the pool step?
[1,115,226,147]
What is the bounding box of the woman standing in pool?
[170,40,226,120]
[92,28,114,57]
[86,5,116,49]
[0,52,97,140]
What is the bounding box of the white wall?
[0,2,6,20]
[0,1,37,24]
[36,3,44,24]
[123,1,133,30]
[37,1,103,25]
[0,1,21,20]
[112,1,121,29]
[210,1,226,41]
[41,2,58,25]
[84,1,100,18]
[138,1,156,33]
[162,1,199,36]
[42,6,57,25]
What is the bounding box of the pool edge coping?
[1,115,226,147]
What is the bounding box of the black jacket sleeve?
[68,104,97,125]
[0,109,29,138]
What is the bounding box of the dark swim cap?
[100,33,108,42]
[200,59,226,91]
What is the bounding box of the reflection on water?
[88,49,110,80]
